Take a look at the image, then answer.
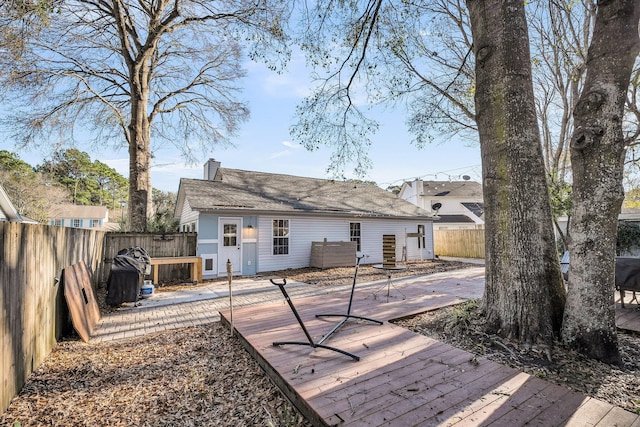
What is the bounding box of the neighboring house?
[0,183,23,222]
[556,207,640,234]
[175,159,436,278]
[48,204,111,230]
[399,179,484,230]
[619,207,640,222]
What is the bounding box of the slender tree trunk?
[467,0,566,345]
[562,0,640,365]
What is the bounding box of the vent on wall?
[201,254,218,276]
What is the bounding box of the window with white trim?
[350,222,361,251]
[53,219,62,226]
[272,219,289,255]
[418,224,426,249]
[223,223,238,247]
[72,219,81,228]
[90,219,100,228]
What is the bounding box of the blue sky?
[3,50,482,193]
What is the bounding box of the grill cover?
[105,247,151,306]
[615,257,640,292]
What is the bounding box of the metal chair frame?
[315,254,383,344]
[270,278,360,361]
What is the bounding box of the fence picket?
[0,223,106,414]
[433,229,485,259]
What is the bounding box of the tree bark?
[467,0,566,345]
[128,91,152,232]
[562,0,640,365]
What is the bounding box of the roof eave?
[191,207,433,221]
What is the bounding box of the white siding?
[256,216,434,272]
[257,216,350,272]
[179,200,199,227]
[359,219,434,264]
[399,180,427,210]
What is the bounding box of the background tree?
[616,221,640,256]
[623,173,640,207]
[562,0,640,364]
[527,0,595,249]
[0,150,69,222]
[36,148,129,207]
[386,184,402,195]
[0,0,291,231]
[147,188,178,233]
[623,57,640,163]
[91,160,128,208]
[38,149,96,205]
[292,0,477,177]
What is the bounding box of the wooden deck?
[220,269,640,427]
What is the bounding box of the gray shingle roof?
[461,202,484,219]
[178,168,433,219]
[434,214,476,223]
[48,204,108,219]
[421,181,483,198]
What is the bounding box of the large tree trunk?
[562,0,640,365]
[128,90,152,232]
[467,0,566,345]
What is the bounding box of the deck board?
[220,268,640,426]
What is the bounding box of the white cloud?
[258,49,313,99]
[263,72,311,99]
[282,140,300,149]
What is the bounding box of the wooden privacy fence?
[433,229,485,259]
[102,232,197,283]
[1,222,106,414]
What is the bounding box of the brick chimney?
[204,158,221,180]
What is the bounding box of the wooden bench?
[149,256,202,284]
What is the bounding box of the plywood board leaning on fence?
[63,261,101,342]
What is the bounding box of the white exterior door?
[218,218,242,275]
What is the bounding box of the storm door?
[218,218,242,275]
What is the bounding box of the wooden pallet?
[382,234,396,268]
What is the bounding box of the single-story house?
[0,183,23,222]
[175,159,436,278]
[399,179,484,230]
[48,204,112,230]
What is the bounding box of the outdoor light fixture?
[247,224,254,229]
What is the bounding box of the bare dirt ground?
[1,322,310,427]
[2,259,639,425]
